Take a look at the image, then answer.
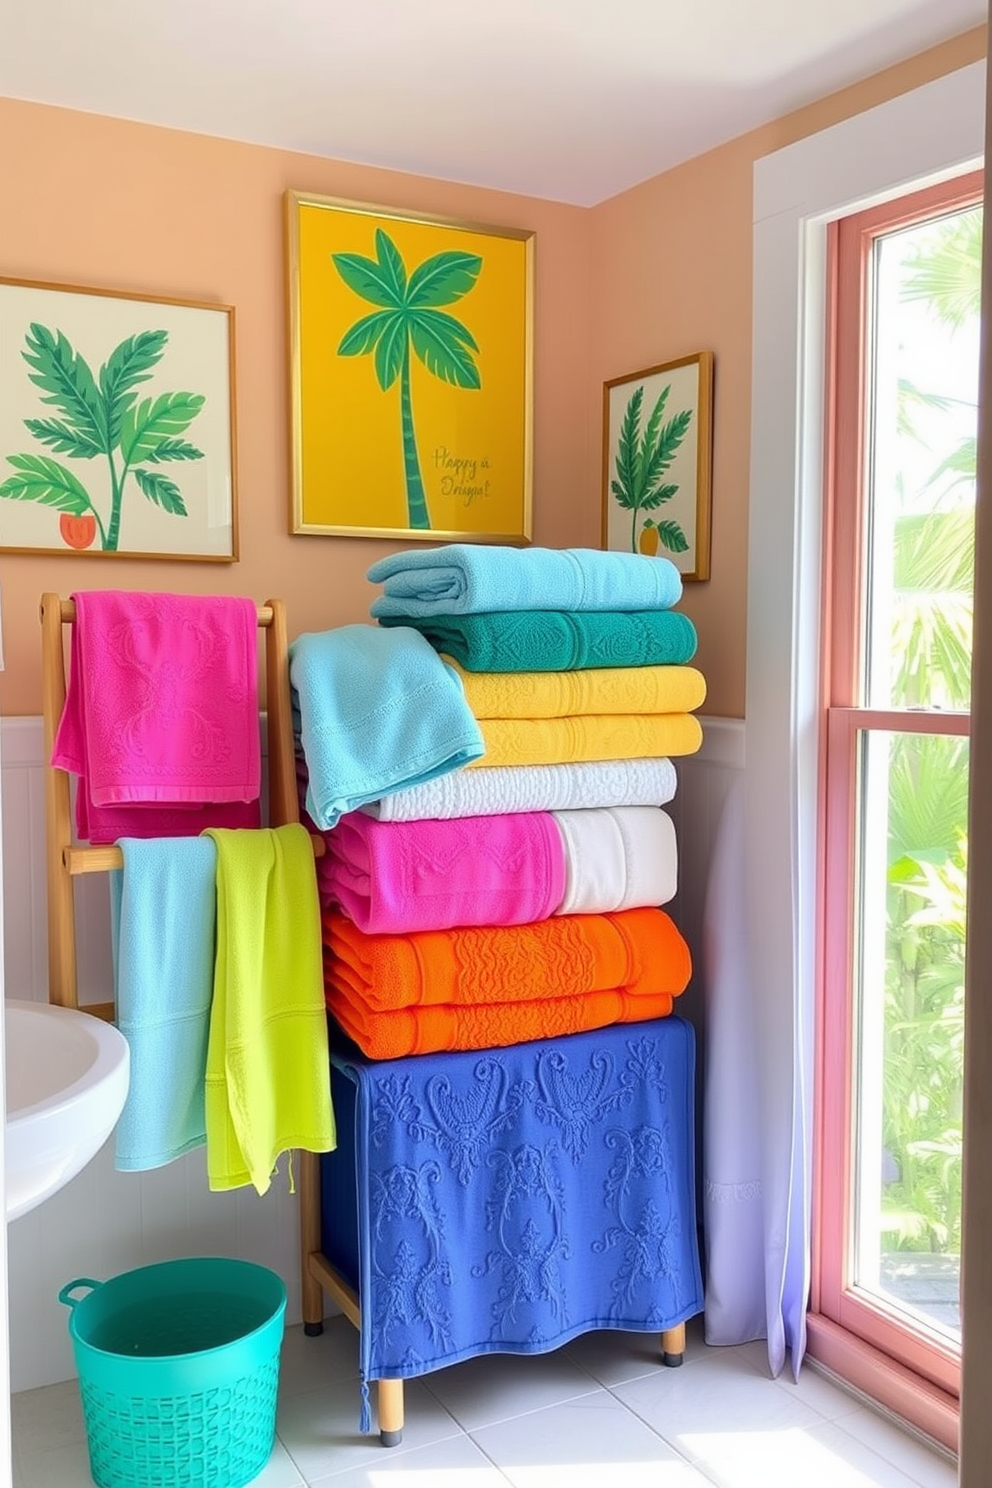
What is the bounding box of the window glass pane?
[853,728,967,1343]
[864,209,978,710]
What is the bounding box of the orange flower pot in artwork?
[59,513,97,550]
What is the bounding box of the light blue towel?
[367,543,683,618]
[109,837,216,1171]
[289,624,485,830]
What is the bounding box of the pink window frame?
[809,170,982,1454]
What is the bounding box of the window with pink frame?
[814,169,980,1432]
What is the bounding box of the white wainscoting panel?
[668,717,746,1201]
[1,712,744,1393]
[669,716,745,1037]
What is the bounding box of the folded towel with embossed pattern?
[363,756,679,821]
[326,980,676,1060]
[319,810,565,934]
[378,608,698,671]
[367,544,682,618]
[322,904,691,1013]
[449,659,706,719]
[469,711,703,767]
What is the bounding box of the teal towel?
[110,836,217,1171]
[289,624,485,830]
[367,543,682,618]
[379,608,698,671]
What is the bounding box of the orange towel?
[322,906,691,1013]
[325,982,676,1060]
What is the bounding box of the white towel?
[362,757,678,822]
[552,806,678,915]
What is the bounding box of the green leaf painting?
[332,228,482,530]
[610,382,693,556]
[1,322,205,551]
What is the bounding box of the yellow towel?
[446,658,707,719]
[468,712,703,767]
[204,823,336,1194]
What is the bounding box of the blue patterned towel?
[110,837,216,1170]
[367,544,683,619]
[320,1016,703,1425]
[289,625,485,829]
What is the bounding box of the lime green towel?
[204,823,336,1194]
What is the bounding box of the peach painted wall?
[0,24,985,719]
[0,102,595,716]
[591,26,986,718]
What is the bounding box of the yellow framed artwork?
[286,191,534,543]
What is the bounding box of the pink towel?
[53,592,261,844]
[319,810,566,934]
[75,793,260,845]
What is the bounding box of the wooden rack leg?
[299,1151,325,1336]
[40,593,79,1009]
[661,1323,686,1367]
[378,1379,404,1447]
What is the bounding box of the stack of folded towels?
[291,545,706,1061]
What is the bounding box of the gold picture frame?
[602,351,713,582]
[286,190,534,544]
[0,276,237,561]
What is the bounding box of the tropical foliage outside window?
[874,208,976,1312]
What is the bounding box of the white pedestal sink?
[4,1000,130,1222]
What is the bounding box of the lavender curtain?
[701,776,812,1379]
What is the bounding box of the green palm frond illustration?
[610,383,693,555]
[333,228,482,530]
[0,324,205,551]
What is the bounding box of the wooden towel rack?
[37,591,400,1439]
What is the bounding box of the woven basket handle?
[58,1279,103,1310]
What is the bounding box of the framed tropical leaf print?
[286,191,534,543]
[0,277,237,560]
[602,352,713,581]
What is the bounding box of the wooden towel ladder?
[38,591,403,1442]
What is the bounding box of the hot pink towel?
[53,592,261,843]
[75,794,260,846]
[318,810,566,934]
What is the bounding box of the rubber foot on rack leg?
[380,1429,403,1448]
[662,1351,684,1368]
[304,1321,324,1337]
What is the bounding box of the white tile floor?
[9,1316,959,1488]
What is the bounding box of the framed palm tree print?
[602,352,714,581]
[0,277,237,560]
[286,191,534,543]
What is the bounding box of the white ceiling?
[0,0,985,205]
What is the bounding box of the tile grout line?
[418,1371,604,1434]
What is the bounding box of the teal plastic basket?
[59,1257,286,1488]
